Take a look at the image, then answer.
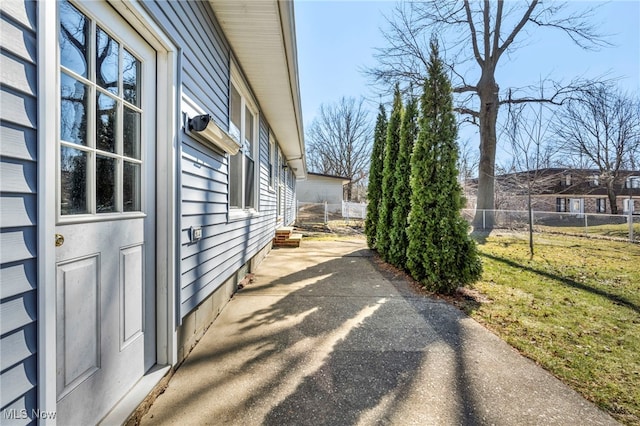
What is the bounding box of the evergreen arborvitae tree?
[388,94,418,268]
[365,104,387,248]
[406,40,482,293]
[376,84,403,259]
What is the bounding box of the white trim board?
[37,0,59,422]
[109,0,181,368]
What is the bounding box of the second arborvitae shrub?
[406,39,482,294]
[365,104,387,249]
[388,94,418,268]
[376,85,403,259]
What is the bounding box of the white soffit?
[209,0,306,179]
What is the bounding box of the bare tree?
[306,97,372,200]
[554,83,640,214]
[458,138,479,207]
[502,101,559,255]
[367,1,609,227]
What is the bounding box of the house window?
[556,198,566,212]
[564,174,572,186]
[626,176,640,189]
[269,133,276,189]
[624,199,636,214]
[590,174,599,186]
[277,150,284,219]
[596,198,606,213]
[228,81,257,210]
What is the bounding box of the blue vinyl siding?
[0,0,38,422]
[143,1,281,318]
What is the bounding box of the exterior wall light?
[188,114,241,155]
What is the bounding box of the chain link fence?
[462,209,639,243]
[295,202,638,242]
[296,201,366,232]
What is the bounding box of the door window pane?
[59,0,89,77]
[123,107,141,159]
[58,3,147,217]
[61,147,88,215]
[96,27,119,95]
[123,162,141,212]
[96,92,117,153]
[61,73,89,146]
[96,155,116,213]
[123,49,140,106]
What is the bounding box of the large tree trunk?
[473,72,500,230]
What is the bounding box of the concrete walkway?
[141,238,617,425]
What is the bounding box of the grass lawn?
[465,232,640,425]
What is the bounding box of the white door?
[624,198,636,214]
[55,1,156,423]
[569,198,584,216]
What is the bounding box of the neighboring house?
[466,168,640,214]
[297,172,350,204]
[0,1,306,424]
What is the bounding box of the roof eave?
[209,0,307,179]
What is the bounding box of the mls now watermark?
[2,409,57,420]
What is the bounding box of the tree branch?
[463,0,484,66]
[497,0,539,59]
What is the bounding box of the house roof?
[209,0,306,179]
[468,167,640,197]
[307,172,351,185]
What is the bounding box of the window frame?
[277,149,284,221]
[596,198,606,213]
[565,174,572,186]
[228,66,259,215]
[626,176,640,189]
[268,132,276,191]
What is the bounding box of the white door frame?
[38,1,180,422]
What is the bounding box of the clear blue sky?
[295,0,640,148]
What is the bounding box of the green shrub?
[406,40,482,293]
[365,104,387,248]
[388,95,418,268]
[376,85,403,259]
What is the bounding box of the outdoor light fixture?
[188,114,241,155]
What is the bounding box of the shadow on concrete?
[142,241,616,426]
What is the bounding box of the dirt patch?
[295,222,364,238]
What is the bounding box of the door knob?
[55,234,64,247]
